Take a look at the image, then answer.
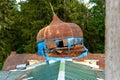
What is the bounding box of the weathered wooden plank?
[63,39,68,46]
[106,0,120,80]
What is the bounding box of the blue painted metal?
[38,41,46,57]
[68,38,73,49]
[56,40,59,48]
[75,46,88,58]
[37,37,88,61]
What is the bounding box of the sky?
[16,0,89,3]
[16,0,26,3]
[16,0,95,9]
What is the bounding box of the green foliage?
[14,0,52,53]
[0,0,15,29]
[84,0,105,53]
[0,0,16,63]
[0,62,2,70]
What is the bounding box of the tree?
[14,0,52,53]
[0,0,16,66]
[106,0,120,79]
[84,0,105,53]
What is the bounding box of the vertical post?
[105,0,120,80]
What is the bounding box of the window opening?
[58,40,64,47]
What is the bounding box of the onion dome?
[37,14,83,43]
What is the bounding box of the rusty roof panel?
[3,52,105,70]
[2,52,45,70]
[37,28,45,42]
[75,53,105,70]
[46,42,56,49]
[37,14,83,42]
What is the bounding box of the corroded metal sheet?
[37,14,83,43]
[37,28,45,42]
[46,42,56,49]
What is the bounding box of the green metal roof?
[27,61,104,80]
[28,61,60,80]
[65,61,98,80]
[0,71,26,80]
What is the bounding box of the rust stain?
[3,52,105,70]
[37,14,83,43]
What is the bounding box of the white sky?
[16,0,26,3]
[16,0,89,3]
[16,0,94,9]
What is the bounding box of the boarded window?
[74,38,82,45]
[46,42,56,49]
[63,39,68,47]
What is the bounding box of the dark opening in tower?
[58,40,64,47]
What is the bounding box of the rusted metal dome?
[37,14,83,43]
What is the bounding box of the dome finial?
[49,2,55,15]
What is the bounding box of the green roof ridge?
[59,60,65,71]
[58,60,65,80]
